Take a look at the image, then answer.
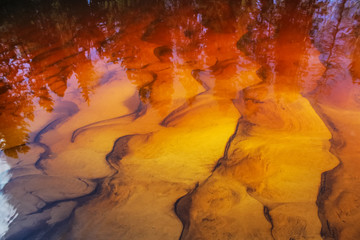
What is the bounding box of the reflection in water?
[0,153,17,237]
[0,0,360,239]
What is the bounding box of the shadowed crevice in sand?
[2,101,80,172]
[4,181,102,240]
[33,142,51,171]
[103,134,144,183]
[173,114,265,240]
[172,85,271,239]
[2,101,134,240]
[106,135,135,167]
[34,117,67,143]
[71,101,146,142]
[212,117,254,171]
[307,0,360,237]
[4,130,138,240]
[2,101,79,159]
[316,168,341,240]
[174,183,199,240]
[191,69,211,91]
[306,103,343,240]
[33,102,79,171]
[160,61,264,129]
[3,175,101,240]
[263,206,276,240]
[159,91,208,127]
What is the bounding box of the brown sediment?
[175,90,338,239]
[307,1,360,238]
[174,183,199,240]
[1,0,360,239]
[310,103,360,240]
[106,135,135,167]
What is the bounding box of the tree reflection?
[0,0,160,155]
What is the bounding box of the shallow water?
[1,0,360,239]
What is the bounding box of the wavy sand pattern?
[1,0,360,239]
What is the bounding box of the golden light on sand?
[1,0,360,239]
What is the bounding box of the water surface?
[1,0,360,239]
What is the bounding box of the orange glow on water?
[1,0,360,239]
